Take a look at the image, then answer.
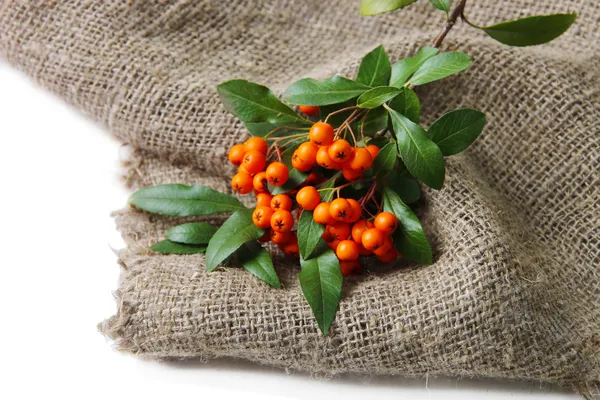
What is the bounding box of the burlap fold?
[1,0,598,397]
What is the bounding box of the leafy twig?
[432,0,467,48]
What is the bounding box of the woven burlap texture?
[1,0,598,397]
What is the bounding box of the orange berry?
[256,192,273,208]
[313,202,335,225]
[253,172,268,193]
[244,136,268,155]
[361,228,386,251]
[322,230,334,242]
[342,167,363,181]
[336,240,360,261]
[351,220,374,243]
[270,230,292,245]
[282,240,300,257]
[329,198,352,221]
[309,122,334,146]
[238,164,255,177]
[340,260,360,276]
[349,147,374,171]
[297,141,319,163]
[316,146,342,169]
[299,105,319,115]
[265,162,289,186]
[258,230,271,243]
[376,247,398,263]
[327,239,341,251]
[270,210,294,232]
[374,211,398,235]
[270,194,293,211]
[231,172,253,194]
[366,144,380,160]
[252,206,274,229]
[305,171,321,186]
[292,150,314,172]
[347,198,362,223]
[242,150,266,174]
[296,186,320,210]
[327,222,351,241]
[373,236,394,256]
[328,139,353,164]
[228,144,245,166]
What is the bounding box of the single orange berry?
[297,141,319,163]
[299,105,319,115]
[351,220,374,243]
[329,198,352,221]
[313,202,335,225]
[327,239,341,251]
[336,240,360,261]
[252,206,274,229]
[374,211,398,235]
[231,172,253,194]
[242,150,266,174]
[342,167,363,181]
[309,122,334,146]
[361,228,386,251]
[328,139,353,164]
[327,221,351,241]
[265,162,289,186]
[256,192,273,208]
[376,247,398,263]
[296,186,320,210]
[244,136,268,155]
[270,210,294,232]
[253,171,268,193]
[305,171,322,186]
[347,198,362,223]
[349,147,374,171]
[366,144,380,160]
[270,230,292,245]
[373,236,394,256]
[238,164,255,177]
[270,194,293,211]
[316,146,342,169]
[322,230,334,242]
[282,240,300,257]
[228,144,246,166]
[340,260,360,276]
[292,150,314,172]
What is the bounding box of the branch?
[432,0,467,48]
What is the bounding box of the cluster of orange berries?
[228,116,399,275]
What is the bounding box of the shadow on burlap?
[1,0,598,397]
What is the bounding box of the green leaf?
[360,0,419,16]
[382,187,432,264]
[282,75,370,106]
[129,184,245,217]
[237,242,280,288]
[280,140,303,168]
[150,240,207,255]
[371,142,397,177]
[165,222,217,245]
[389,46,439,88]
[356,106,388,135]
[387,172,421,203]
[268,168,310,195]
[298,211,326,260]
[367,135,392,149]
[429,0,450,11]
[317,175,339,202]
[217,80,305,125]
[244,122,309,138]
[319,100,355,128]
[299,247,343,335]
[356,45,392,87]
[387,87,420,123]
[428,108,486,156]
[357,86,401,109]
[481,13,577,47]
[205,209,265,272]
[386,106,445,190]
[407,52,472,86]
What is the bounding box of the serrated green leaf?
[387,171,421,203]
[360,0,419,16]
[268,168,310,195]
[387,87,420,123]
[356,106,388,136]
[389,47,439,88]
[282,75,370,106]
[428,108,486,156]
[386,106,445,190]
[298,211,327,260]
[129,184,245,217]
[382,187,432,264]
[429,0,450,11]
[407,52,472,86]
[237,241,280,288]
[371,142,397,177]
[165,222,217,245]
[356,45,392,87]
[299,247,343,335]
[357,86,401,109]
[217,80,305,125]
[150,240,207,255]
[482,13,577,47]
[205,209,265,272]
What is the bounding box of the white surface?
[0,64,578,400]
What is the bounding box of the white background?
[0,64,579,400]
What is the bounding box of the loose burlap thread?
[1,0,598,397]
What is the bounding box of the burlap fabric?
[1,0,598,396]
